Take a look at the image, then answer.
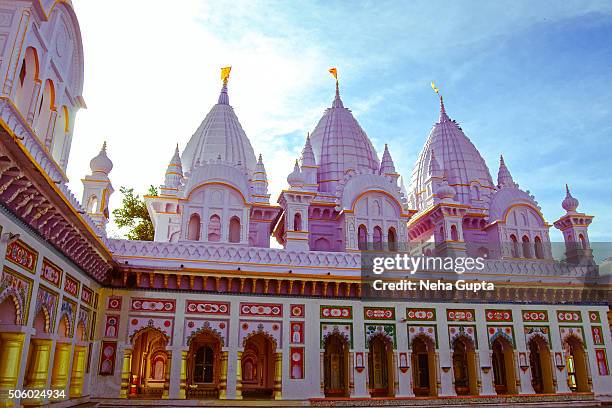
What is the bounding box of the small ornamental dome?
[436,173,456,201]
[562,184,579,213]
[90,142,113,174]
[287,160,305,188]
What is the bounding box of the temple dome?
[90,142,113,175]
[410,97,494,210]
[181,83,257,174]
[309,84,379,193]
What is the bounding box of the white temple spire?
[380,144,397,175]
[300,133,316,167]
[497,154,516,188]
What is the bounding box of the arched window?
[207,214,220,242]
[373,226,383,250]
[510,235,519,258]
[388,227,397,252]
[534,236,544,259]
[187,213,201,241]
[14,47,39,117]
[578,234,587,250]
[35,79,55,142]
[522,235,531,258]
[51,105,70,167]
[358,225,368,250]
[450,225,459,241]
[86,195,98,213]
[293,212,302,231]
[229,216,240,243]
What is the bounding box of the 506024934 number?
[8,389,66,399]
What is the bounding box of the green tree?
[112,186,158,241]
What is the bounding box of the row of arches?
[509,234,546,259]
[187,214,241,243]
[13,46,72,168]
[121,325,591,400]
[357,225,398,251]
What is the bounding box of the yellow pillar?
[235,351,243,400]
[218,351,228,399]
[0,332,25,408]
[119,349,132,398]
[69,345,87,398]
[23,338,53,406]
[162,351,171,399]
[50,342,72,400]
[178,350,187,399]
[273,351,282,400]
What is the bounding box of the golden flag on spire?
[431,81,440,94]
[328,67,338,80]
[221,66,232,83]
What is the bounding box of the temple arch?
[187,213,201,241]
[186,328,223,399]
[207,214,220,242]
[528,335,554,394]
[491,336,517,394]
[130,327,169,397]
[0,294,20,325]
[563,334,590,393]
[368,333,394,397]
[358,224,367,250]
[411,334,437,397]
[14,46,39,117]
[451,335,478,396]
[241,332,276,398]
[323,333,349,397]
[34,79,56,141]
[228,216,241,243]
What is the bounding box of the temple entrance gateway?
[241,333,275,398]
[564,335,590,393]
[368,335,394,397]
[491,337,517,394]
[186,331,223,398]
[528,336,554,394]
[323,334,349,397]
[411,336,437,397]
[130,328,169,397]
[452,336,478,396]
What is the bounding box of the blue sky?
[70,1,612,241]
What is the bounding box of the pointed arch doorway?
[528,335,554,394]
[451,335,478,396]
[564,335,590,393]
[411,335,437,397]
[186,328,225,399]
[241,333,276,399]
[323,333,350,397]
[368,334,394,397]
[491,336,517,394]
[130,328,169,397]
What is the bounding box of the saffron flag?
[329,67,338,79]
[221,66,232,82]
[431,81,439,94]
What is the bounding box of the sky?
[68,0,612,242]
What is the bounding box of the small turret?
[299,134,318,189]
[379,144,399,182]
[251,154,270,203]
[497,155,517,188]
[81,142,114,233]
[163,144,183,189]
[554,185,594,265]
[287,160,305,189]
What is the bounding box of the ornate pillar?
[119,348,132,398]
[25,80,42,124]
[178,350,187,399]
[69,345,87,398]
[23,338,53,405]
[219,351,229,399]
[273,351,282,400]
[235,351,243,399]
[50,342,72,399]
[0,332,25,408]
[162,350,172,399]
[43,109,58,149]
